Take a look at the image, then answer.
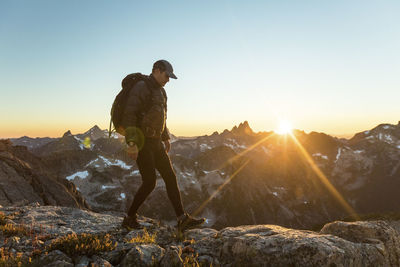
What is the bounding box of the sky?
[1,0,399,139]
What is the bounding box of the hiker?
[120,60,205,230]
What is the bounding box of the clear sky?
[1,0,399,138]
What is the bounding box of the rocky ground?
[1,204,400,266]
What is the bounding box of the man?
[121,59,205,231]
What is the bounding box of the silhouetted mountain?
[8,136,56,150]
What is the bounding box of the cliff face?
[0,140,88,209]
[1,204,400,266]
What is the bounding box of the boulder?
[121,244,165,267]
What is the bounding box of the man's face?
[154,68,170,87]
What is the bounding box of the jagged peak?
[62,130,73,137]
[222,129,230,134]
[85,125,102,134]
[231,120,254,135]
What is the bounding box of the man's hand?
[126,142,139,160]
[163,139,171,153]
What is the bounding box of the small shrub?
[0,247,31,267]
[46,233,117,257]
[126,228,156,244]
[183,239,196,246]
[0,224,30,237]
[182,253,200,267]
[0,212,7,226]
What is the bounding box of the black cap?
[153,59,177,79]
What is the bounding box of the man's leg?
[155,142,185,217]
[127,144,157,217]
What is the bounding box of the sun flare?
[276,120,293,135]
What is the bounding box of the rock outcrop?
[0,140,88,208]
[1,204,400,266]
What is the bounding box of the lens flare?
[83,137,91,149]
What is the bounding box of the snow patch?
[120,193,126,199]
[130,170,140,176]
[73,136,85,150]
[272,192,278,196]
[335,148,342,162]
[199,143,212,152]
[225,138,247,150]
[101,185,117,190]
[312,153,328,160]
[85,156,132,170]
[66,171,89,181]
[376,133,394,144]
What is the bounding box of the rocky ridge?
[1,204,400,266]
[0,140,88,209]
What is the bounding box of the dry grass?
[46,233,117,257]
[125,228,156,244]
[0,223,30,237]
[0,247,31,267]
[0,212,7,226]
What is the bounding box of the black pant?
[128,138,185,217]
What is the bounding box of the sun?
[276,120,293,135]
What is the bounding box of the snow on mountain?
[85,155,132,170]
[66,170,89,181]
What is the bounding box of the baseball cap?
[153,59,177,79]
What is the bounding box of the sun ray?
[191,132,278,216]
[192,159,251,217]
[288,132,360,220]
[215,132,276,171]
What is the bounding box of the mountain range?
[2,120,400,230]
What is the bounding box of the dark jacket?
[121,74,170,145]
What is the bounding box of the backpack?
[108,73,149,138]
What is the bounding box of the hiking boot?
[177,213,206,231]
[122,214,141,229]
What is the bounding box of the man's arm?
[161,126,171,153]
[161,126,170,141]
[121,80,149,145]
